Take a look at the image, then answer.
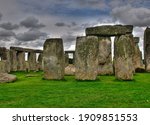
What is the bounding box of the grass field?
[0,71,150,108]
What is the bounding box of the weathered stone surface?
[65,53,69,67]
[17,51,26,71]
[97,37,113,75]
[10,48,18,71]
[65,64,75,75]
[133,37,145,72]
[134,37,140,43]
[37,53,43,70]
[28,52,36,71]
[43,38,65,80]
[86,25,133,36]
[0,47,10,73]
[114,35,134,80]
[75,36,99,80]
[0,47,7,60]
[144,27,150,72]
[0,73,17,83]
[0,61,7,73]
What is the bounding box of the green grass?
[0,71,150,108]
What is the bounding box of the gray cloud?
[112,5,150,26]
[16,30,47,41]
[0,22,19,30]
[0,30,16,40]
[55,22,77,28]
[20,16,45,29]
[55,22,67,27]
[0,12,2,21]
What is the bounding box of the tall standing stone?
[0,47,10,73]
[97,37,113,75]
[10,48,18,71]
[28,52,36,71]
[17,51,26,71]
[114,35,134,80]
[133,37,145,72]
[75,36,99,80]
[144,27,150,72]
[43,38,65,80]
[37,53,43,70]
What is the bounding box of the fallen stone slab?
[86,25,133,36]
[0,73,17,83]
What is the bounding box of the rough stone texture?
[10,46,43,72]
[0,47,10,73]
[133,37,145,72]
[114,35,134,80]
[65,53,69,67]
[86,25,133,36]
[144,27,150,72]
[134,37,140,44]
[28,52,36,71]
[10,48,18,71]
[43,38,65,80]
[6,49,11,72]
[75,36,99,80]
[37,53,43,70]
[17,51,26,71]
[0,73,17,83]
[0,61,7,73]
[0,47,7,60]
[97,37,113,75]
[65,64,75,75]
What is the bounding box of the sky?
[0,0,150,51]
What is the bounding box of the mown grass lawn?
[0,71,150,108]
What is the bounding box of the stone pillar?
[17,51,26,71]
[144,27,150,72]
[28,51,36,71]
[114,35,134,80]
[133,37,145,72]
[10,48,18,71]
[65,53,69,67]
[97,37,113,75]
[37,53,43,70]
[0,47,10,73]
[43,38,65,80]
[75,36,99,80]
[6,49,11,72]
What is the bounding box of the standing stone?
[133,37,145,72]
[10,48,18,71]
[28,52,36,71]
[144,27,150,72]
[97,37,113,75]
[65,53,69,67]
[43,38,65,80]
[75,36,99,80]
[114,35,134,80]
[17,51,26,71]
[0,61,7,73]
[0,47,10,73]
[37,53,43,70]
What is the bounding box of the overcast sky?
[0,0,150,51]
